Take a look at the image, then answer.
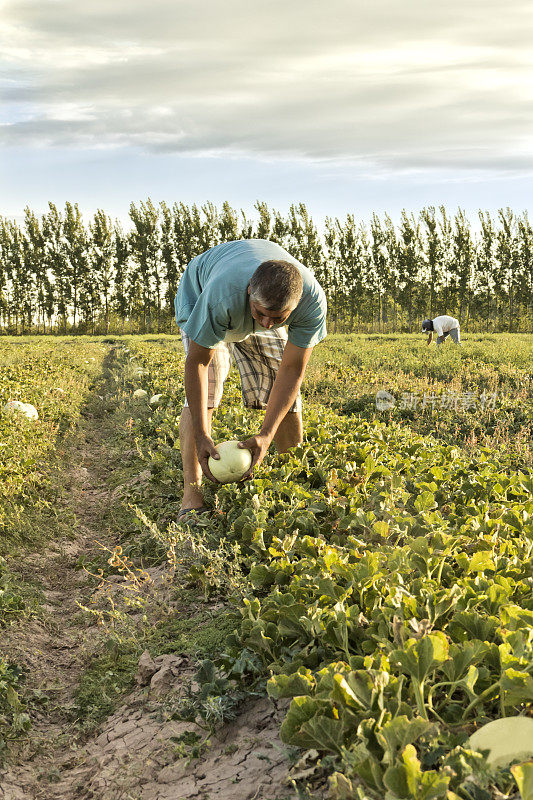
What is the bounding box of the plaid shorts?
[180,329,302,412]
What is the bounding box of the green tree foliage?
[128,199,162,332]
[63,202,89,331]
[420,207,441,321]
[397,211,421,332]
[23,208,51,334]
[0,201,532,333]
[476,211,495,331]
[42,204,69,334]
[89,209,114,334]
[112,222,130,325]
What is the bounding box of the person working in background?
[422,315,462,347]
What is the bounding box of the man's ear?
[247,284,251,295]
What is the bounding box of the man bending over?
[174,239,327,520]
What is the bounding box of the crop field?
[0,332,532,799]
[0,338,106,544]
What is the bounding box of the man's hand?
[238,434,272,480]
[195,432,220,482]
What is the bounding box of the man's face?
[247,286,295,329]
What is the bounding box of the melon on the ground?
[208,440,252,483]
[3,400,39,420]
[149,394,163,406]
[133,389,148,399]
[469,717,533,767]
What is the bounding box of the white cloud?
[2,0,533,175]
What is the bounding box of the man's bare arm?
[184,339,220,479]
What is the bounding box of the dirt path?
[0,358,299,800]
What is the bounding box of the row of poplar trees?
[0,200,532,334]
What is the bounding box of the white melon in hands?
[208,440,252,483]
[468,717,533,767]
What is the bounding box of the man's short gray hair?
[249,260,303,311]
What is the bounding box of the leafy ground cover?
[304,333,532,470]
[0,337,106,551]
[110,332,533,799]
[0,332,531,798]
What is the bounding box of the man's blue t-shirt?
[174,239,327,349]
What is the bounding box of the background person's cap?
[422,319,433,331]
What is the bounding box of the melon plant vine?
[119,335,533,800]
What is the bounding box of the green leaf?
[248,563,275,588]
[414,492,436,513]
[500,604,533,630]
[364,455,377,475]
[376,717,437,766]
[448,611,499,642]
[501,669,533,707]
[403,745,424,796]
[300,714,345,753]
[384,745,450,799]
[383,763,410,798]
[467,551,496,574]
[316,577,346,601]
[373,521,390,537]
[442,641,487,683]
[276,604,309,638]
[511,762,533,800]
[332,672,372,711]
[323,546,342,570]
[349,752,386,792]
[5,685,20,709]
[267,669,316,699]
[280,696,322,747]
[463,665,479,695]
[391,633,449,683]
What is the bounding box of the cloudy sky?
[2,0,532,226]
